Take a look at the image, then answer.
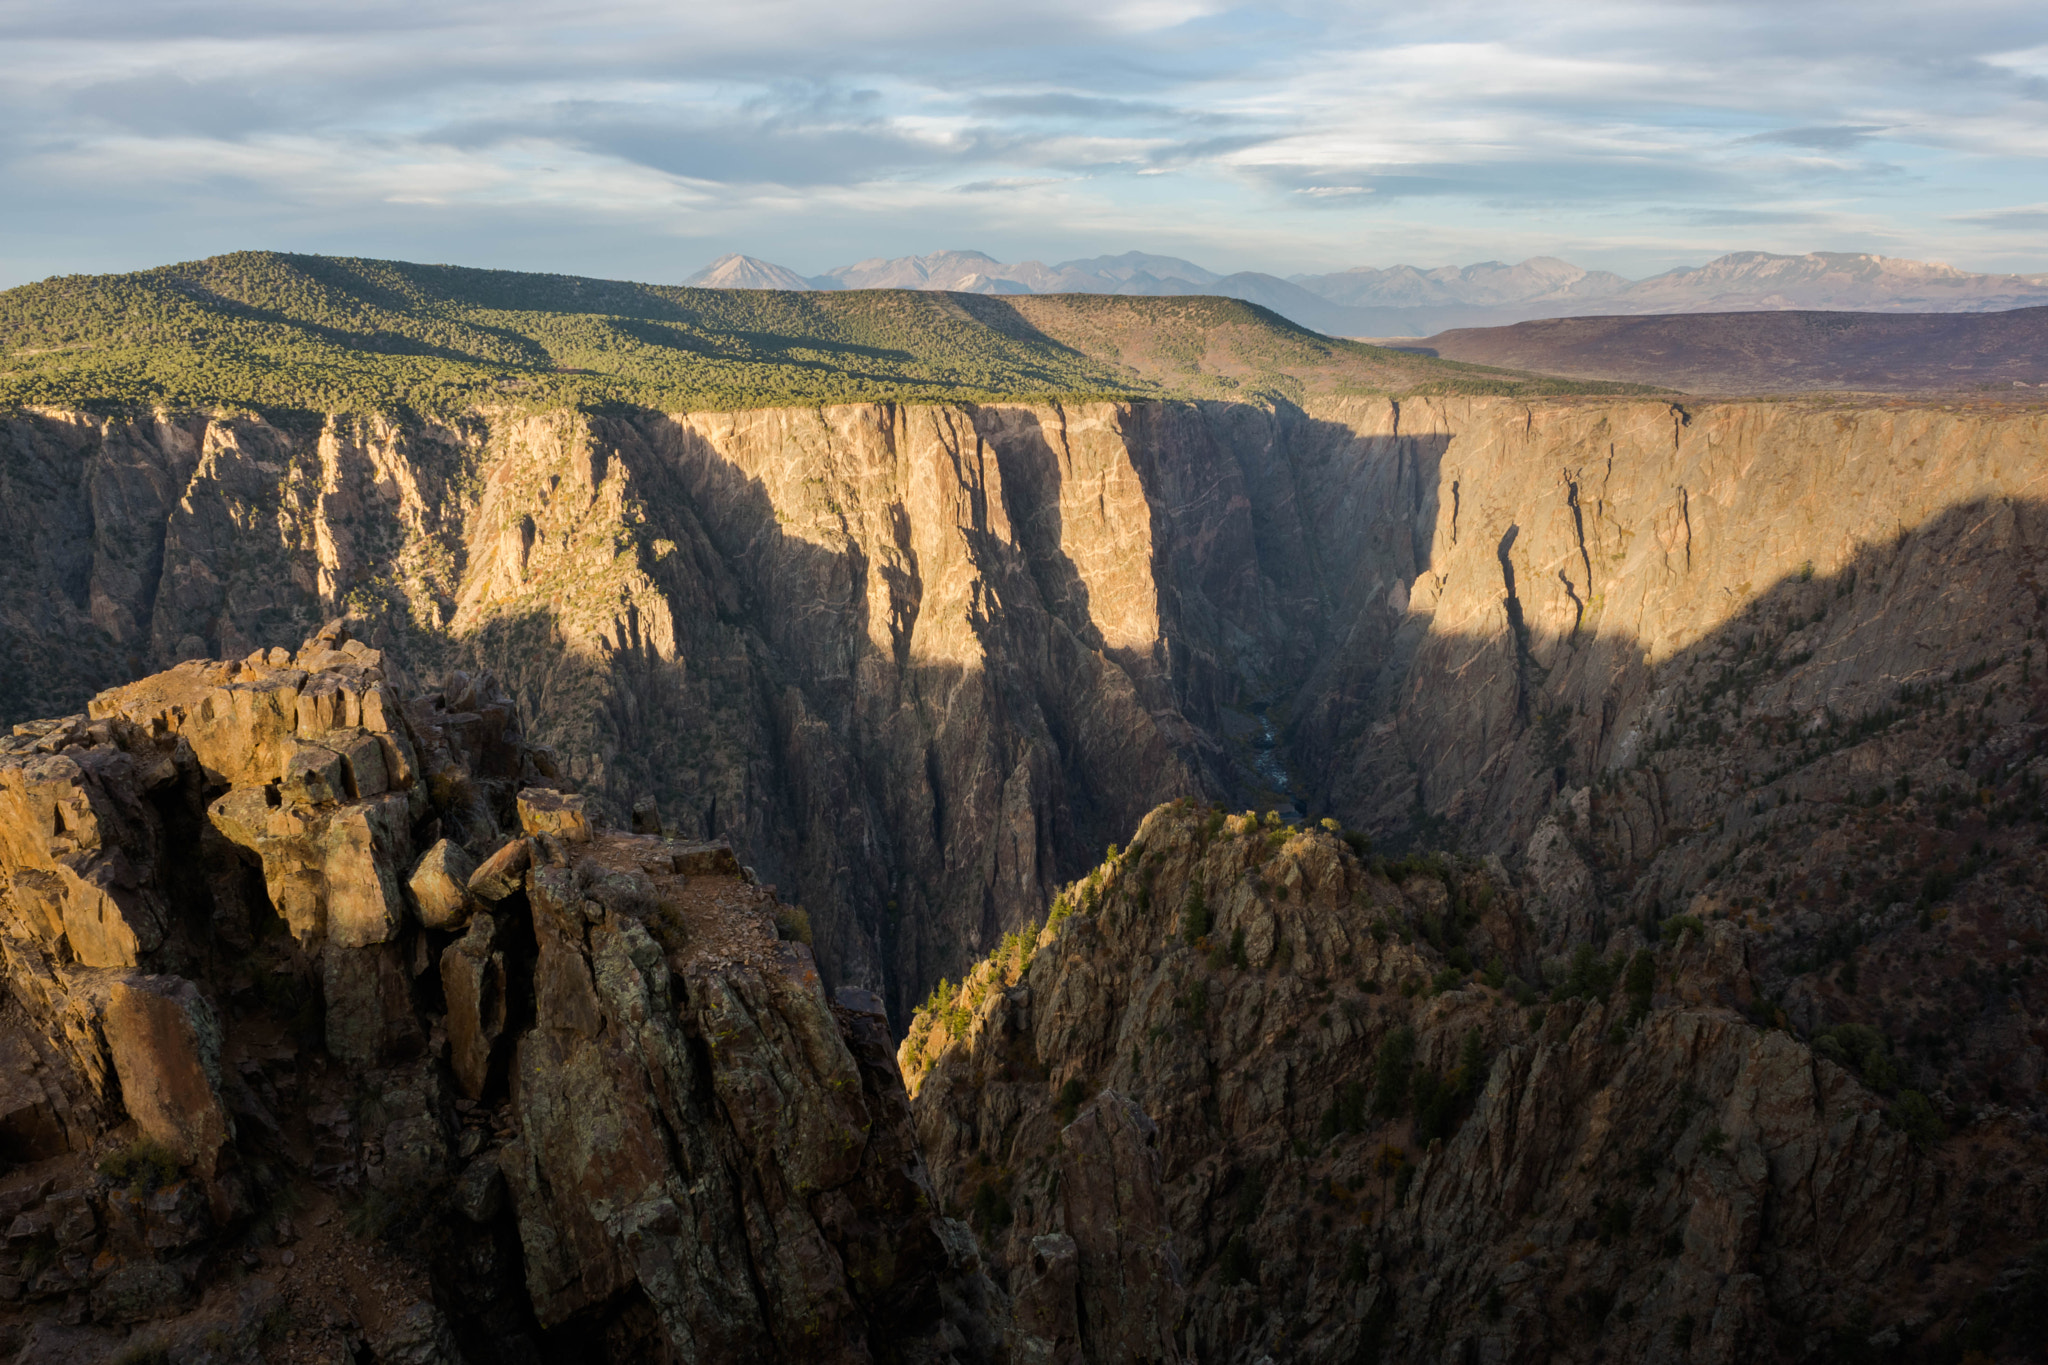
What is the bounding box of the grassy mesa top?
[0,251,1649,416]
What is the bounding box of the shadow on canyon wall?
[11,398,2039,1027]
[1306,490,2044,938]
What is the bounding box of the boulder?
[319,793,414,949]
[630,797,661,834]
[88,662,303,788]
[408,839,477,931]
[282,742,347,806]
[467,838,532,904]
[295,670,362,735]
[103,977,232,1177]
[0,752,167,968]
[441,914,509,1100]
[666,840,740,877]
[321,728,390,799]
[515,789,590,844]
[211,788,411,947]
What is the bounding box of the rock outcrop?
[0,629,996,1362]
[906,803,2048,1363]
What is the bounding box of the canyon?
[7,260,2048,1356]
[7,393,2047,1016]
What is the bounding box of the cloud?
[2,0,2047,284]
[953,177,1074,193]
[1739,125,1892,150]
[1948,203,2048,229]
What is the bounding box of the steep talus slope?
[904,807,2048,1363]
[0,626,997,1362]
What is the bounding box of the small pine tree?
[1182,884,1210,945]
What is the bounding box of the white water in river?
[1249,707,1306,815]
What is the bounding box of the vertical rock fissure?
[1678,486,1692,570]
[1496,525,1533,724]
[1560,474,1593,640]
[1556,569,1586,637]
[1563,474,1594,598]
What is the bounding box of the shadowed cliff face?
[0,399,1427,1014]
[3,397,2045,1017]
[904,796,2048,1364]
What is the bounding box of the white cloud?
[1,0,2046,282]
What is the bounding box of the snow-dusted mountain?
[680,253,816,290]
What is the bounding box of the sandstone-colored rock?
[466,838,531,903]
[320,727,389,798]
[282,741,345,805]
[104,976,232,1177]
[515,788,590,843]
[317,793,413,949]
[295,669,362,735]
[88,662,303,789]
[210,785,413,949]
[440,913,507,1100]
[0,750,167,968]
[666,840,740,877]
[408,838,476,930]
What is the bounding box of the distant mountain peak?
[683,254,813,291]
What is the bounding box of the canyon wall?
[903,805,2048,1364]
[5,397,2045,1013]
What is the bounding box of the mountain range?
[686,248,2048,337]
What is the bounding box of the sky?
[4,0,2048,289]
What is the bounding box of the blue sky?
[3,0,2047,288]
